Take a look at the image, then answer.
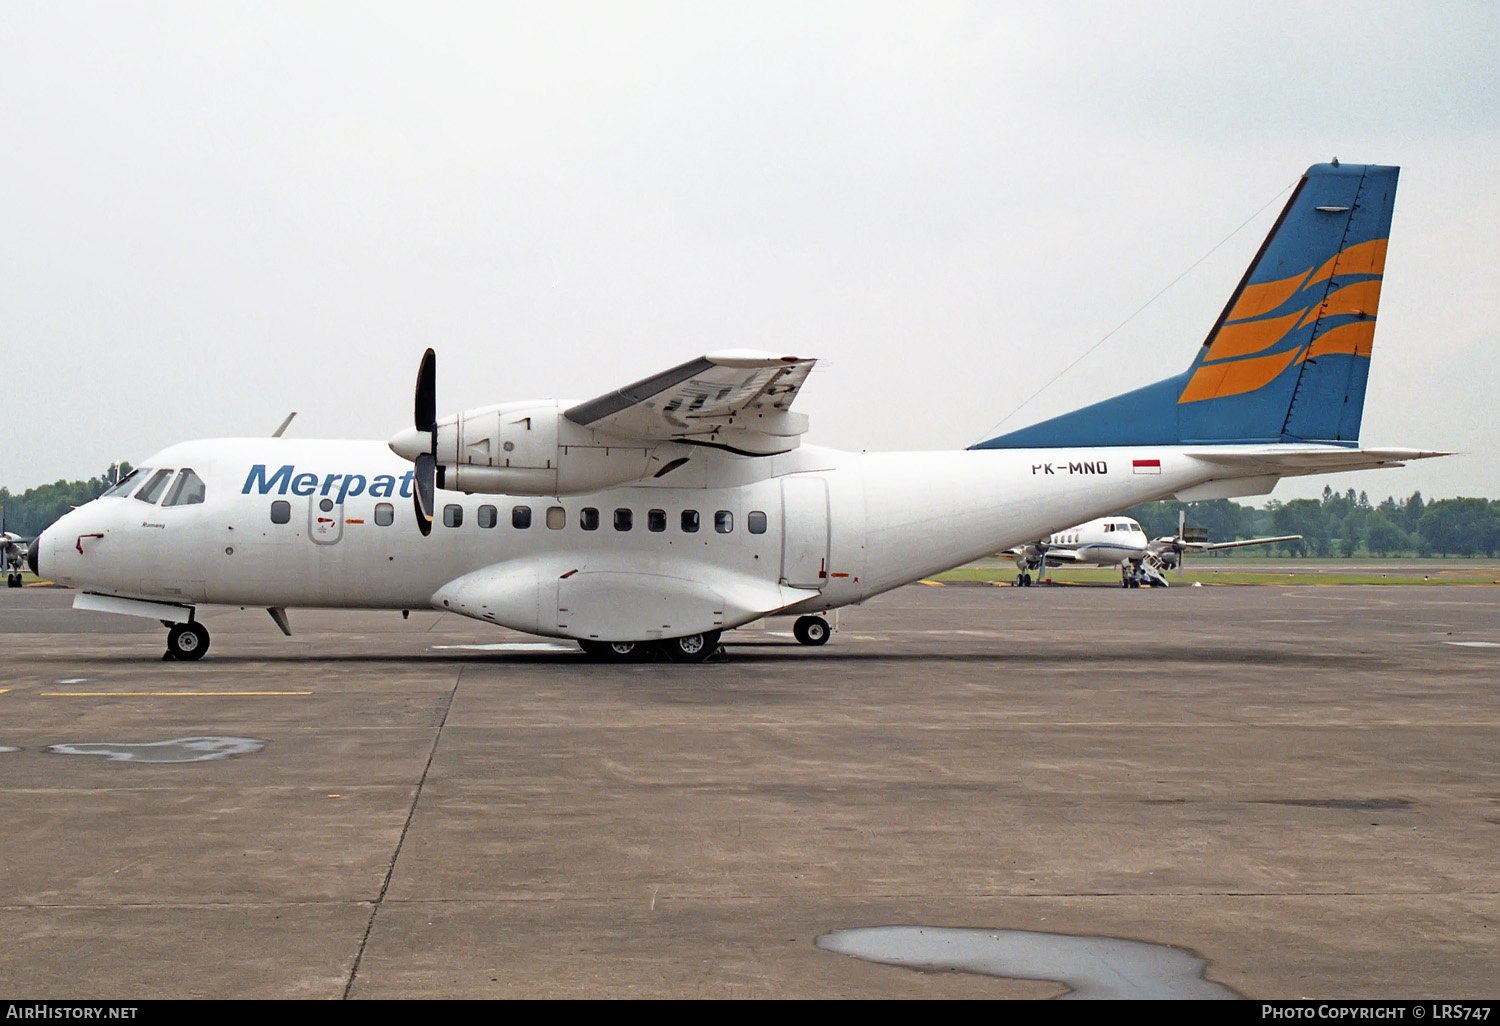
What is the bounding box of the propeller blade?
[415,348,436,434]
[413,452,435,536]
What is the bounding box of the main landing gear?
[793,615,831,646]
[578,630,723,664]
[1014,572,1036,587]
[164,620,210,661]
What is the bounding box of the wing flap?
[564,350,816,454]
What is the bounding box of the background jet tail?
[974,162,1399,450]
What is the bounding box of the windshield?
[100,468,148,498]
[161,468,206,507]
[134,469,175,504]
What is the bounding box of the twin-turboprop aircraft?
[31,162,1444,661]
[1006,513,1300,588]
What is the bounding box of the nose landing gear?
[165,621,210,661]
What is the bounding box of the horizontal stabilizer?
[1187,446,1450,477]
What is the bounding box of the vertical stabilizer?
[973,162,1399,449]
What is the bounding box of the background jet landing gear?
[793,615,831,646]
[164,621,210,661]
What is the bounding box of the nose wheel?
[165,622,210,661]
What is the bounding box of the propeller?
[412,349,437,536]
[1172,508,1186,573]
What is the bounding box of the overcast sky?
[4,1,1497,504]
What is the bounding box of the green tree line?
[0,464,133,538]
[1122,489,1500,558]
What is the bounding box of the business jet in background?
[2,509,34,589]
[30,161,1444,661]
[1006,512,1301,588]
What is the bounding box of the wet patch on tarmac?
[47,737,265,763]
[1444,641,1500,648]
[816,926,1239,999]
[0,746,18,753]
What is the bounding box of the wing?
[1183,534,1302,552]
[564,350,815,455]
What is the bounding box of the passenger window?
[443,504,463,528]
[161,468,206,507]
[374,502,394,526]
[715,510,733,534]
[546,506,565,530]
[614,508,632,532]
[270,500,291,525]
[512,505,532,529]
[681,510,700,533]
[134,469,174,504]
[101,468,148,498]
[478,505,497,529]
[648,509,666,532]
[580,507,599,531]
[747,510,767,534]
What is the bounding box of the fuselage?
[35,436,1236,640]
[1038,517,1150,567]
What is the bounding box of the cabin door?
[780,476,829,590]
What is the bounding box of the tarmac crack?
[341,665,461,999]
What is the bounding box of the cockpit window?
[101,468,148,498]
[161,468,206,507]
[134,469,175,504]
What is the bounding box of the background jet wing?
[1181,534,1302,552]
[564,350,815,455]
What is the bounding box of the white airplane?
[28,161,1445,661]
[1007,513,1300,588]
[1,508,34,589]
[2,533,31,589]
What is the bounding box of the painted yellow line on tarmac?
[41,691,312,697]
[917,579,945,587]
[0,689,9,694]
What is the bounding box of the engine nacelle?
[429,401,664,496]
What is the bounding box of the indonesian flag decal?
[1132,458,1161,475]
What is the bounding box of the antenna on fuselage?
[272,412,297,438]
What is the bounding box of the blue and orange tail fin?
[973,162,1398,449]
